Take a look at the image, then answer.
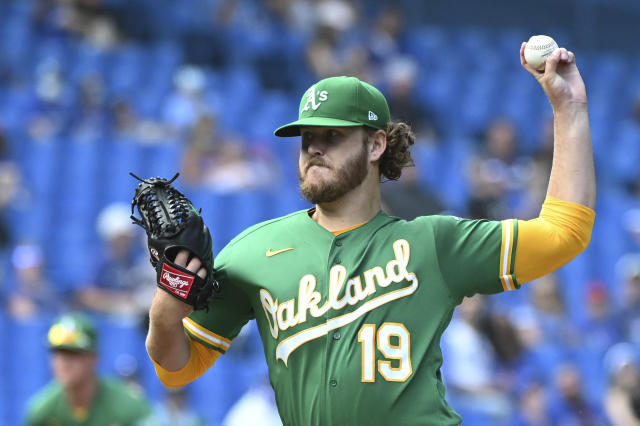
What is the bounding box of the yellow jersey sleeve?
[150,335,221,388]
[514,196,595,284]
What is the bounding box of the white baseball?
[524,35,558,71]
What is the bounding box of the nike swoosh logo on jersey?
[266,247,294,257]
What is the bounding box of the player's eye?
[326,129,343,142]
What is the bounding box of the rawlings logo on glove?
[130,173,218,310]
[160,263,195,298]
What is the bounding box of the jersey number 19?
[357,322,412,382]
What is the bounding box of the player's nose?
[302,134,329,156]
[304,140,325,156]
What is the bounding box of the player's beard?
[298,142,369,204]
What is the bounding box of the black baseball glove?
[130,172,218,310]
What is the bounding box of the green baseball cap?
[274,76,391,137]
[47,313,98,352]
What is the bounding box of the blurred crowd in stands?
[1,0,640,424]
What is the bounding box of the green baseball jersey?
[185,210,519,426]
[25,378,152,426]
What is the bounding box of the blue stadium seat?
[64,138,102,182]
[30,40,71,79]
[575,347,607,401]
[556,251,592,324]
[217,67,261,133]
[610,120,640,184]
[0,311,8,425]
[94,316,147,378]
[69,42,110,82]
[0,89,32,135]
[149,41,183,71]
[139,143,183,179]
[431,138,472,213]
[415,58,463,122]
[271,184,310,219]
[0,10,33,73]
[457,72,500,137]
[207,191,271,248]
[101,140,144,204]
[21,139,60,208]
[107,44,146,96]
[497,72,548,152]
[247,91,296,142]
[191,355,253,424]
[7,315,53,426]
[404,26,448,69]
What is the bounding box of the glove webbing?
[130,172,195,239]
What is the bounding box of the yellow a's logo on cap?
[49,324,84,346]
[301,86,328,112]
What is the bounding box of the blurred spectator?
[201,138,276,193]
[521,116,554,219]
[162,66,215,137]
[579,280,622,355]
[181,116,277,193]
[549,363,607,425]
[305,1,370,82]
[381,164,443,220]
[266,0,315,34]
[142,386,207,426]
[111,99,168,143]
[617,254,640,345]
[368,8,406,63]
[75,203,155,321]
[305,26,343,79]
[511,383,552,426]
[611,91,640,191]
[24,313,151,425]
[604,343,640,426]
[315,0,357,34]
[0,129,23,248]
[113,352,145,396]
[71,74,109,142]
[27,59,69,141]
[623,208,640,249]
[467,117,534,219]
[479,310,524,366]
[5,243,66,321]
[442,295,511,422]
[528,274,580,348]
[180,115,221,185]
[33,0,120,49]
[510,305,545,353]
[383,56,439,141]
[222,377,282,426]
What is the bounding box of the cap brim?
[274,117,363,137]
[49,345,94,353]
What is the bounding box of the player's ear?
[368,129,387,162]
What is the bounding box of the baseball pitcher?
[139,43,595,425]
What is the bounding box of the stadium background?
[1,0,640,424]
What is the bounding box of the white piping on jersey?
[258,239,418,365]
[275,274,418,365]
[182,317,231,351]
[501,219,515,291]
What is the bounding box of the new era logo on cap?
[368,111,378,121]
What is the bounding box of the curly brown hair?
[366,121,415,181]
